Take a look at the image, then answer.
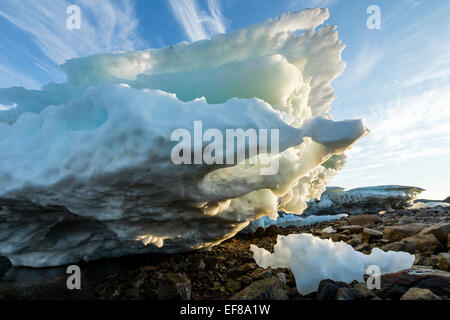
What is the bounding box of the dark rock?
[0,256,12,278]
[255,227,266,237]
[265,225,280,236]
[316,279,349,300]
[230,277,289,300]
[335,287,364,300]
[157,273,192,300]
[379,269,450,299]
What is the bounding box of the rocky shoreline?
[0,206,449,300]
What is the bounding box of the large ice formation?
[303,185,425,216]
[0,9,368,267]
[251,234,415,295]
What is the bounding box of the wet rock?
[316,279,349,300]
[158,273,192,300]
[437,253,450,272]
[400,287,441,300]
[383,223,428,242]
[362,228,383,243]
[335,287,364,300]
[348,214,379,226]
[230,277,289,300]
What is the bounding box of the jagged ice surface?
[0,9,368,267]
[250,234,415,295]
[303,185,425,216]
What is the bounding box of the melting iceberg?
[250,234,415,295]
[303,185,425,216]
[0,8,368,267]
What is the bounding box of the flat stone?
[362,228,383,243]
[400,287,441,300]
[348,214,379,226]
[383,223,428,242]
[379,269,450,299]
[337,225,364,234]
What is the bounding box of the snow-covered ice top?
[304,185,425,216]
[0,9,368,267]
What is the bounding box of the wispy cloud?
[333,84,450,197]
[0,0,143,87]
[289,0,339,10]
[339,45,385,88]
[168,0,227,42]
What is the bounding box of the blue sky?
[0,0,449,199]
